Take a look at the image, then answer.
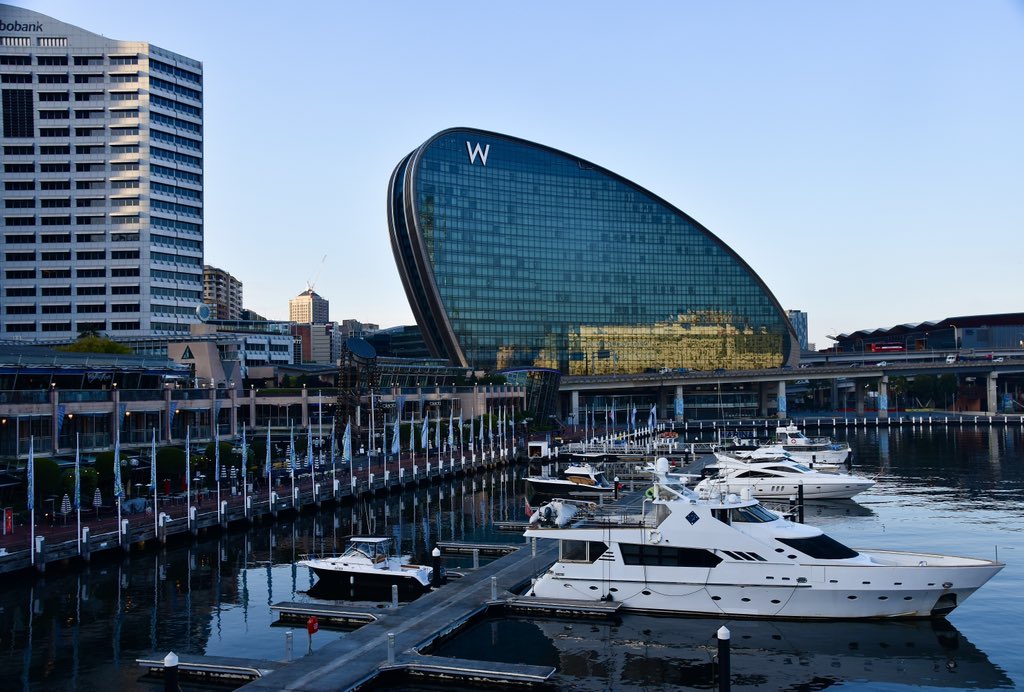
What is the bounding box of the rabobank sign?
[0,20,44,32]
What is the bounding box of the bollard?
[189,506,197,535]
[81,526,91,561]
[797,484,805,523]
[392,584,399,608]
[34,535,45,573]
[431,547,442,588]
[387,632,395,665]
[472,548,480,569]
[220,500,228,528]
[491,575,497,600]
[120,518,130,551]
[163,651,179,692]
[717,626,731,692]
[285,629,294,661]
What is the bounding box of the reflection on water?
[431,615,1013,690]
[2,427,1023,690]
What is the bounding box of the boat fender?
[648,531,662,544]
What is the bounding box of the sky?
[6,0,1023,349]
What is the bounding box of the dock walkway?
[241,538,560,691]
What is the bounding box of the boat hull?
[525,478,613,496]
[529,554,1002,619]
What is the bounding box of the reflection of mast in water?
[988,427,1001,469]
[290,520,297,597]
[75,575,81,685]
[186,546,193,652]
[113,562,123,668]
[150,554,158,651]
[242,534,250,631]
[423,489,431,551]
[266,524,274,607]
[22,584,34,687]
[215,537,223,641]
[448,482,455,540]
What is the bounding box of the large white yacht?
[733,424,852,467]
[524,460,1002,619]
[698,454,875,499]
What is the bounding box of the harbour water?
[1,424,1022,691]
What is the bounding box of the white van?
[946,355,957,364]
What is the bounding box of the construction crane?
[306,254,327,292]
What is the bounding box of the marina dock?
[240,536,562,690]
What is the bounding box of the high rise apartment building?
[0,5,203,341]
[203,264,242,321]
[288,289,328,324]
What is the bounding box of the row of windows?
[151,268,201,283]
[5,285,140,297]
[150,76,201,101]
[4,232,140,244]
[151,250,201,266]
[5,302,141,314]
[0,54,137,66]
[152,181,202,200]
[151,132,202,154]
[4,214,147,226]
[1,72,141,85]
[5,125,139,138]
[152,286,201,300]
[5,179,141,192]
[151,111,201,134]
[152,164,202,186]
[4,320,142,333]
[4,267,141,279]
[151,94,201,118]
[149,58,201,85]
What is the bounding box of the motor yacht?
[698,453,874,500]
[734,424,851,468]
[524,460,1002,619]
[525,463,615,496]
[298,536,434,594]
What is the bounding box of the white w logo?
[466,141,490,166]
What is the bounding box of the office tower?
[203,265,242,321]
[288,288,329,324]
[1,5,203,340]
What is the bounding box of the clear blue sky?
[9,0,1023,348]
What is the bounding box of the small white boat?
[698,454,875,500]
[298,536,433,594]
[735,424,851,467]
[525,463,615,496]
[524,459,1003,619]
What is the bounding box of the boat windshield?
[348,541,386,559]
[730,504,780,523]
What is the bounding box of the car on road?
[876,361,888,367]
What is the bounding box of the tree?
[56,334,132,355]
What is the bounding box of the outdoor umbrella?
[60,493,71,524]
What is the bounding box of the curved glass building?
[388,128,797,379]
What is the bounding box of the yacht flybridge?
[733,424,852,468]
[524,460,1002,619]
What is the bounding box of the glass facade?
[389,128,796,376]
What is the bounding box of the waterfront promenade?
[0,445,517,575]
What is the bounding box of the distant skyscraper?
[0,4,204,341]
[203,265,242,321]
[288,289,328,324]
[787,310,809,351]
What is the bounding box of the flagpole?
[29,436,35,566]
[76,433,82,554]
[185,426,191,530]
[115,425,122,543]
[215,423,221,524]
[241,424,248,521]
[151,428,157,538]
[265,425,272,513]
[289,423,295,509]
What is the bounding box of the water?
[2,426,1023,691]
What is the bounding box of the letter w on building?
[466,141,490,166]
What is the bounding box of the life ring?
[644,486,657,500]
[648,531,663,544]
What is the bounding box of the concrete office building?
[203,264,242,321]
[288,288,329,324]
[0,5,204,341]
